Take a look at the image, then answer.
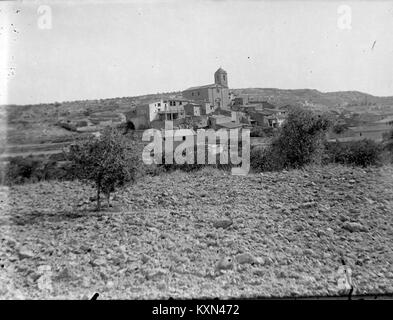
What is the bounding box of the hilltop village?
[3,67,393,160]
[57,67,393,143]
[59,68,289,136]
[122,67,288,133]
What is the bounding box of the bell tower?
[214,67,228,88]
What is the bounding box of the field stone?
[106,280,115,289]
[298,201,317,209]
[54,266,78,281]
[89,257,107,267]
[17,247,35,260]
[303,249,314,257]
[145,268,168,281]
[213,219,233,229]
[141,254,150,264]
[27,271,41,283]
[235,253,256,265]
[37,265,52,274]
[342,222,368,232]
[3,236,17,249]
[253,269,265,277]
[36,274,53,293]
[216,257,234,271]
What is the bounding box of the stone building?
[125,98,189,129]
[182,68,230,111]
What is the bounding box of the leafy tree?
[251,107,331,171]
[68,127,135,210]
[274,107,331,168]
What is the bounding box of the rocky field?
[0,165,393,299]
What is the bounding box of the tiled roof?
[217,122,243,129]
[257,109,275,116]
[142,97,190,105]
[183,84,225,91]
[210,114,230,119]
[215,67,226,73]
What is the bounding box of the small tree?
[259,107,331,171]
[68,127,135,211]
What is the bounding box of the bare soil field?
[0,165,392,299]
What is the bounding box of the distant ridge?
[4,88,393,123]
[231,88,393,113]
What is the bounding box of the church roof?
[183,83,225,91]
[215,67,226,73]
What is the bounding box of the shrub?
[332,123,349,134]
[250,126,275,138]
[251,107,331,171]
[276,108,330,168]
[4,156,72,185]
[138,124,150,130]
[250,146,282,172]
[262,127,275,137]
[5,156,41,184]
[250,126,265,137]
[67,127,136,210]
[382,129,393,154]
[325,139,382,167]
[159,144,225,173]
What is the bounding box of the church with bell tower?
[182,67,230,111]
[214,67,228,88]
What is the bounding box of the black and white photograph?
[1,0,393,305]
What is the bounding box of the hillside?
[3,88,393,147]
[232,88,393,113]
[1,165,392,299]
[5,89,393,124]
[2,92,181,146]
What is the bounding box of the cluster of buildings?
[58,66,393,144]
[125,68,288,132]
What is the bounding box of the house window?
[217,88,220,93]
[179,101,182,105]
[158,103,161,107]
[198,91,200,96]
[192,92,194,96]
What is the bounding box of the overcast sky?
[2,0,393,105]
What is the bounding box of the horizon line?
[4,86,393,107]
